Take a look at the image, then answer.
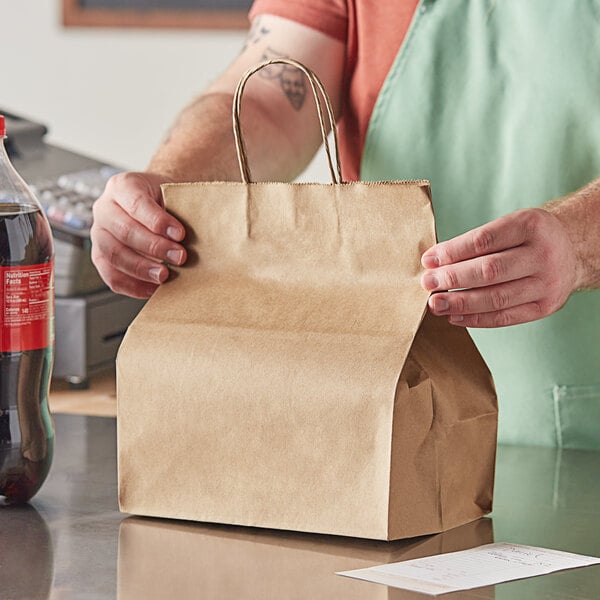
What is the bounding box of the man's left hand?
[420,208,578,328]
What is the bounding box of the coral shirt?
[249,0,421,181]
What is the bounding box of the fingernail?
[433,297,449,312]
[149,267,164,283]
[167,226,183,241]
[422,273,440,290]
[166,249,184,265]
[422,254,440,268]
[449,314,464,323]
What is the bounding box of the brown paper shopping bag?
[117,59,497,541]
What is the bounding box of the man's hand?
[420,208,579,328]
[88,15,345,299]
[90,172,187,299]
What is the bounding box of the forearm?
[148,14,345,185]
[148,91,308,184]
[544,177,600,290]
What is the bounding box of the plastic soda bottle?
[0,114,55,504]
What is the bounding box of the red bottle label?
[0,262,54,352]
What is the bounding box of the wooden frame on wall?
[62,0,252,30]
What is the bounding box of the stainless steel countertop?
[1,414,599,599]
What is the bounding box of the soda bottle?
[0,114,54,505]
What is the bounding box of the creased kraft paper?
[117,180,497,540]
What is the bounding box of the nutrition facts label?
[0,262,54,352]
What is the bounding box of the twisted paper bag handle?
[232,58,343,185]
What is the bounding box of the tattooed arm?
[150,16,343,183]
[90,15,345,298]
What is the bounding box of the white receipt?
[337,542,600,595]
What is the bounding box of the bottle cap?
[0,115,5,137]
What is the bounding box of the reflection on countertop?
[0,415,599,599]
[118,516,494,600]
[1,416,122,600]
[0,504,53,600]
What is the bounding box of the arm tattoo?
[259,47,307,111]
[241,16,271,53]
[241,19,306,111]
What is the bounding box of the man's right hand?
[90,14,344,299]
[90,171,187,299]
